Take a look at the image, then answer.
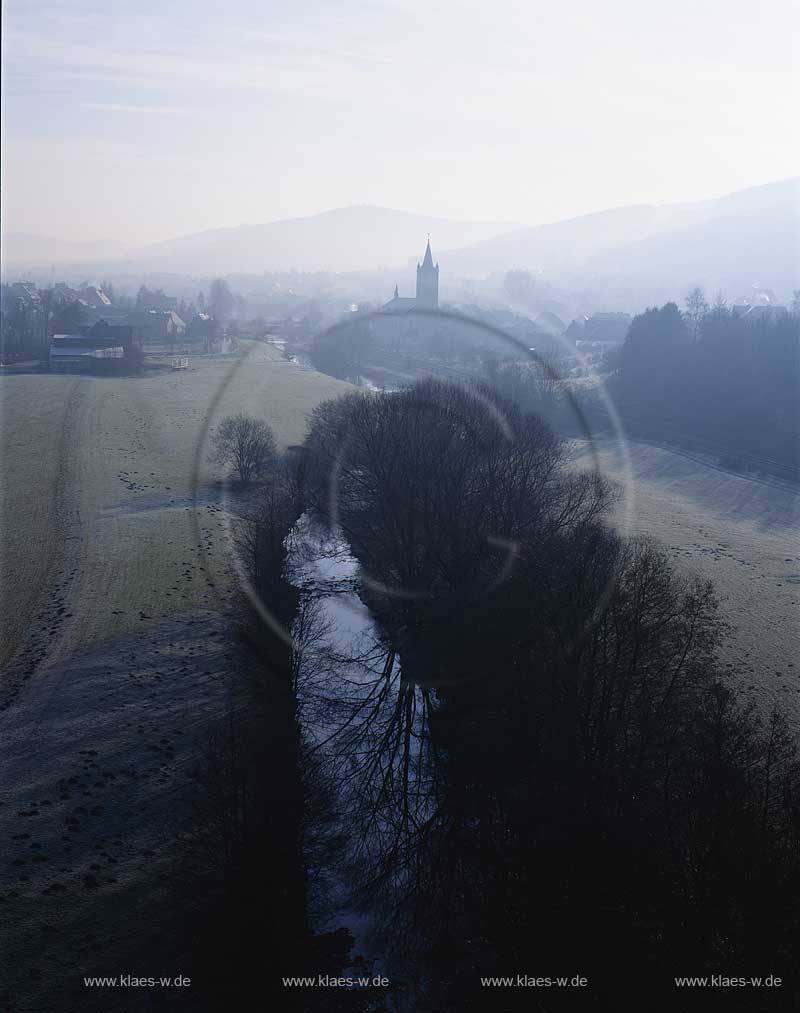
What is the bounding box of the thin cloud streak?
[80,102,191,116]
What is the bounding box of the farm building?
[81,310,185,343]
[79,320,133,351]
[49,333,126,372]
[125,309,185,342]
[567,312,632,348]
[187,312,217,342]
[732,304,789,325]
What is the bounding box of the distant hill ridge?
[3,180,798,303]
[442,178,798,269]
[2,207,519,274]
[439,178,799,301]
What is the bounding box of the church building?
[383,238,439,312]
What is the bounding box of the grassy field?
[0,342,358,1008]
[572,438,800,723]
[0,342,352,685]
[0,375,80,674]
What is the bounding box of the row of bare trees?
[297,380,800,1009]
[191,385,800,1009]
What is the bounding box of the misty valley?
[2,9,799,1005]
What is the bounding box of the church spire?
[421,234,434,269]
[416,234,439,309]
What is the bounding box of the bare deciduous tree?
[209,278,236,322]
[684,285,709,341]
[211,412,276,483]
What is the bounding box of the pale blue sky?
[2,0,797,244]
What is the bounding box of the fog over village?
[1,2,799,1011]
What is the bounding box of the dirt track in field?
[0,344,352,691]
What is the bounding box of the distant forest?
[604,300,800,482]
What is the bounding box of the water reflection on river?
[286,513,399,973]
[286,514,434,1006]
